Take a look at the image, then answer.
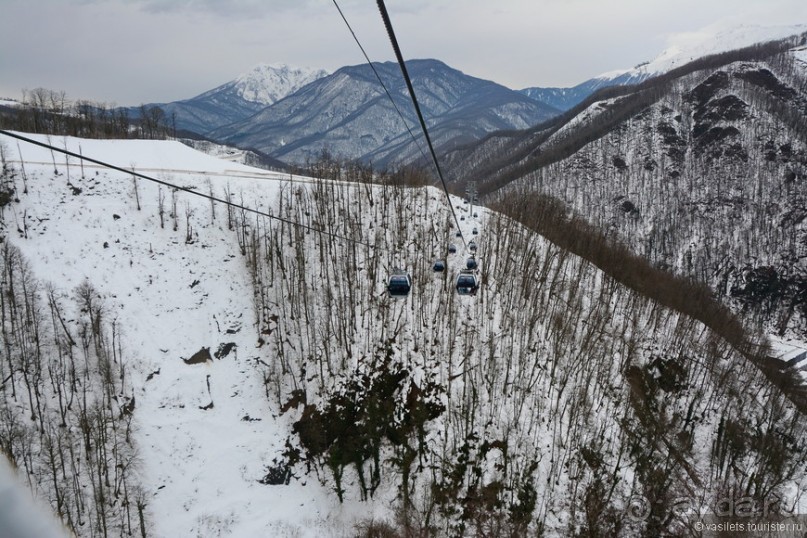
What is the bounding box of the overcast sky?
[2,0,806,105]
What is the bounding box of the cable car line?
[375,0,467,251]
[330,2,481,298]
[330,0,429,166]
[0,129,375,249]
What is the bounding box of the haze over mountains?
[120,23,807,170]
[519,71,650,113]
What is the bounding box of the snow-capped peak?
[233,63,329,105]
[596,23,807,82]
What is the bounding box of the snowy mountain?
[1,130,806,537]
[520,23,807,112]
[208,59,560,166]
[447,31,807,340]
[625,23,807,79]
[125,63,329,135]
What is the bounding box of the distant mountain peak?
[233,64,329,105]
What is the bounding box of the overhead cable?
[375,0,467,247]
[331,0,430,165]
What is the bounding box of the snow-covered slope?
[0,134,347,536]
[795,46,807,68]
[604,23,807,82]
[2,132,806,537]
[491,51,807,340]
[178,138,289,171]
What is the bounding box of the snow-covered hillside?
[603,23,807,82]
[1,132,806,537]
[178,138,288,171]
[0,134,360,536]
[503,53,807,341]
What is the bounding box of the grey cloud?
[121,0,318,18]
[2,0,806,104]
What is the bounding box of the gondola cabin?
[466,257,478,270]
[469,240,477,253]
[433,260,446,272]
[456,270,479,296]
[448,244,457,254]
[387,270,412,297]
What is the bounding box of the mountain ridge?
[208,58,560,166]
[125,63,329,136]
